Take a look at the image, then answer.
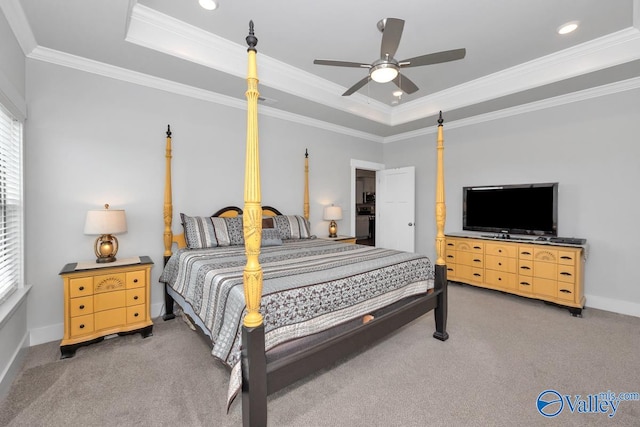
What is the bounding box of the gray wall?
[24,59,382,343]
[384,88,640,313]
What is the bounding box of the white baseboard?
[585,294,640,318]
[29,301,166,346]
[0,330,29,400]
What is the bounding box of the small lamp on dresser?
[323,205,343,238]
[84,204,127,263]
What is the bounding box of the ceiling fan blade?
[342,76,371,96]
[314,59,370,68]
[399,48,466,68]
[380,18,404,58]
[393,73,419,94]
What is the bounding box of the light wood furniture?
[59,256,154,358]
[161,24,449,427]
[446,235,585,316]
[319,235,357,244]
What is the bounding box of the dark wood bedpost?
[433,112,449,341]
[241,21,268,427]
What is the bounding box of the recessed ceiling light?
[199,0,219,11]
[393,90,403,97]
[558,21,579,35]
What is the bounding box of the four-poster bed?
[159,22,449,427]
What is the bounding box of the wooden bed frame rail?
[161,21,448,427]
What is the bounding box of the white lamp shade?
[323,206,343,221]
[84,209,127,235]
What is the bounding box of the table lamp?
[84,204,127,263]
[323,205,342,238]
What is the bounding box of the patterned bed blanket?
[160,238,434,404]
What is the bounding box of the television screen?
[463,183,558,236]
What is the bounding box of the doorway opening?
[355,168,376,246]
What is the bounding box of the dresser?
[59,256,154,358]
[446,235,585,316]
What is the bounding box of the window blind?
[0,102,23,304]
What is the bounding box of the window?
[0,102,23,304]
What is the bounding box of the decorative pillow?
[261,228,283,247]
[181,214,218,249]
[273,215,312,240]
[223,216,245,246]
[210,217,230,246]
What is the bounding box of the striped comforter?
[160,238,434,403]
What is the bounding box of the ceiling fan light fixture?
[199,0,219,10]
[370,63,398,83]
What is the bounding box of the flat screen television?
[463,182,558,236]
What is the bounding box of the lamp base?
[96,256,116,263]
[328,220,338,238]
[94,234,119,264]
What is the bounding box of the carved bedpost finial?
[246,20,258,52]
[166,124,171,137]
[438,111,444,126]
[305,148,308,158]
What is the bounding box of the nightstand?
[319,235,357,244]
[59,256,154,358]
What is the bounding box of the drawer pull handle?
[498,249,502,253]
[473,259,481,263]
[133,279,138,283]
[498,277,502,281]
[521,251,531,256]
[79,286,85,291]
[473,273,481,277]
[79,324,85,329]
[134,296,139,300]
[79,304,85,310]
[447,243,454,246]
[473,246,481,249]
[447,255,454,259]
[520,266,531,270]
[561,256,573,260]
[560,272,572,276]
[498,262,502,266]
[447,268,453,272]
[520,282,531,286]
[559,289,572,294]
[134,313,139,317]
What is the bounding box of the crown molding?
[126,3,391,125]
[0,0,37,55]
[383,75,640,143]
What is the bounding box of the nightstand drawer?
[69,277,93,298]
[93,273,126,294]
[94,307,126,330]
[127,304,146,323]
[70,295,94,317]
[126,288,145,306]
[70,314,94,336]
[94,290,126,312]
[127,270,146,288]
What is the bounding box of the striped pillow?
[273,215,312,240]
[181,214,218,249]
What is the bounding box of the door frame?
[350,159,385,241]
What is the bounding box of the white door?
[376,167,415,252]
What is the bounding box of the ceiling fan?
[313,18,466,96]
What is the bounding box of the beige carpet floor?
[1,283,639,426]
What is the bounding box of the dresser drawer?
[455,240,484,253]
[69,277,93,298]
[70,314,94,337]
[485,270,516,290]
[94,307,126,330]
[557,266,575,283]
[126,288,145,306]
[127,270,146,289]
[485,255,517,273]
[534,262,557,280]
[458,251,484,267]
[557,283,576,301]
[533,278,556,298]
[127,304,147,323]
[558,250,578,266]
[518,246,534,260]
[70,295,94,317]
[485,243,517,258]
[94,290,126,312]
[518,260,533,276]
